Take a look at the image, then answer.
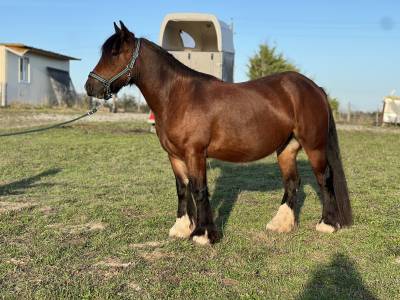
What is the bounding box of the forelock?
[101,33,121,55]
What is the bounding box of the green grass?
[0,119,399,299]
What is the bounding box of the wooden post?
[137,93,141,113]
[89,96,93,109]
[111,94,117,113]
[347,102,351,123]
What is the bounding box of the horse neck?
[134,39,183,116]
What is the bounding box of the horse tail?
[326,107,353,226]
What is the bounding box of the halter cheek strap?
[89,38,141,100]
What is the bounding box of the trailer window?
[180,30,195,49]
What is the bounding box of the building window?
[19,57,30,83]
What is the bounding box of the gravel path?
[0,112,148,129]
[1,111,399,134]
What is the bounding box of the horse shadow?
[209,159,319,236]
[0,168,62,196]
[297,253,377,299]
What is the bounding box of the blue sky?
[1,0,399,111]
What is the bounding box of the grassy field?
[0,116,399,299]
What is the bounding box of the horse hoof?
[169,214,194,239]
[191,226,219,245]
[192,230,210,245]
[315,221,336,233]
[266,203,295,233]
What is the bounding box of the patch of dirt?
[6,258,29,266]
[38,206,57,215]
[127,282,142,292]
[395,257,400,264]
[139,250,171,262]
[129,240,172,263]
[0,201,37,213]
[221,278,240,287]
[47,221,106,234]
[129,240,169,249]
[94,257,133,269]
[93,257,134,280]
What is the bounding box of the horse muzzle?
[85,77,110,100]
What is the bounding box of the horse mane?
[143,39,218,81]
[101,32,218,81]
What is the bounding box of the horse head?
[85,21,139,99]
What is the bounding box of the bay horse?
[85,21,352,245]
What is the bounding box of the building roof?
[0,43,80,61]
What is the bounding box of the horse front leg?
[185,151,218,245]
[169,156,195,239]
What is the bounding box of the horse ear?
[119,21,129,33]
[113,22,121,34]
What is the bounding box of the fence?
[335,106,382,126]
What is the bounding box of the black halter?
[89,38,141,100]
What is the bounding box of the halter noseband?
[89,38,141,100]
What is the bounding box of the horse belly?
[207,128,287,163]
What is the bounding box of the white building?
[0,43,79,107]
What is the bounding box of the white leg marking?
[169,214,193,238]
[192,230,210,245]
[316,221,336,233]
[266,203,296,233]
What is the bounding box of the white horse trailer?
[159,13,235,82]
[382,96,400,125]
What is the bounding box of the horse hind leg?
[305,146,351,233]
[266,137,301,233]
[303,148,337,233]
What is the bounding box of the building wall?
[5,50,69,106]
[0,46,6,83]
[0,46,6,106]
